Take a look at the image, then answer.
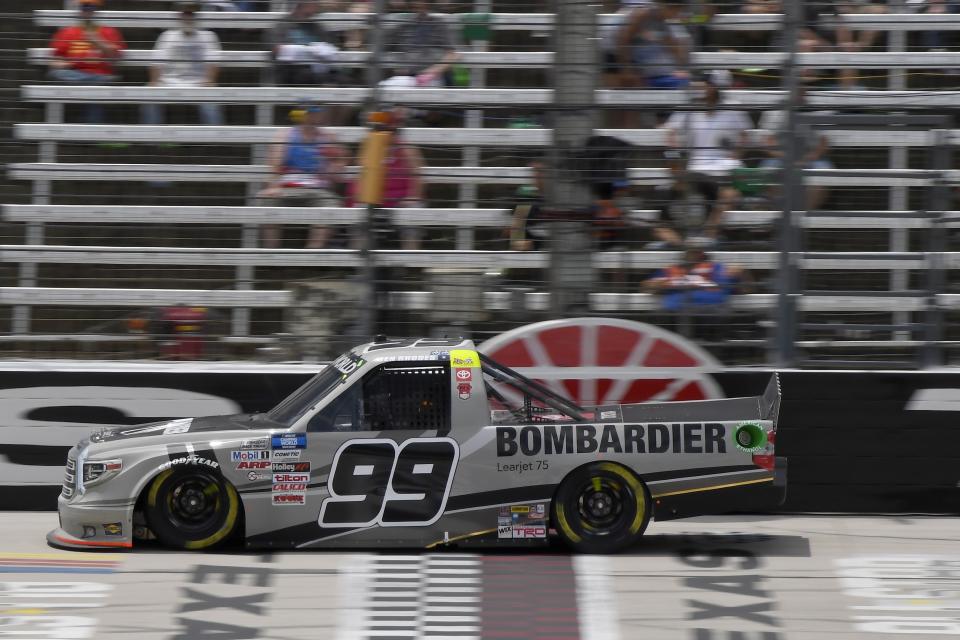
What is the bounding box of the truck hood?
[89,413,278,444]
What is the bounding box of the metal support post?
[235,103,274,338]
[359,0,386,341]
[923,129,950,367]
[548,0,597,315]
[775,0,801,366]
[458,0,490,251]
[15,102,63,334]
[888,0,909,342]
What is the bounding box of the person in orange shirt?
[48,0,125,123]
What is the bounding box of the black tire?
[552,462,650,554]
[145,467,241,550]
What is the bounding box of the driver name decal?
[495,424,727,457]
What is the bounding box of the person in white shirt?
[143,1,222,126]
[662,76,751,239]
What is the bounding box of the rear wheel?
[146,468,241,550]
[552,462,650,553]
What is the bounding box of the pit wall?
[1,365,956,513]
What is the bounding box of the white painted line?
[575,555,622,640]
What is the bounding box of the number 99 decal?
[318,437,459,528]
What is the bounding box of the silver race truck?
[49,337,785,553]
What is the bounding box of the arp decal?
[236,461,270,470]
[318,437,459,528]
[496,423,727,457]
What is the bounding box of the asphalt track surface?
[0,513,958,640]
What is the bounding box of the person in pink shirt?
[350,106,425,249]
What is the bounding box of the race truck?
[49,337,785,553]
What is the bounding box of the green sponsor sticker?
[733,422,767,453]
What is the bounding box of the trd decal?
[318,437,459,529]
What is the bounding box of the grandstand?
[3,1,960,367]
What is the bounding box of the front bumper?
[49,493,134,550]
[47,526,132,550]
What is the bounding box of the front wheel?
[552,462,650,554]
[146,468,241,550]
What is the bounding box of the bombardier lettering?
[495,423,727,457]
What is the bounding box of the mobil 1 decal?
[318,437,459,528]
[496,423,727,457]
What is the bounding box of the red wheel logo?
[479,318,723,406]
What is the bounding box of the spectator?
[48,0,125,123]
[267,0,342,86]
[349,106,425,249]
[616,0,690,89]
[508,161,548,251]
[344,0,372,51]
[799,1,887,89]
[259,103,347,249]
[601,0,649,85]
[143,2,222,127]
[592,181,630,251]
[662,74,751,239]
[759,84,832,210]
[383,0,459,86]
[643,243,746,313]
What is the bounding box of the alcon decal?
[496,423,727,457]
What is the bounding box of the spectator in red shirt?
[48,0,125,123]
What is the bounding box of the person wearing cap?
[48,0,126,122]
[259,103,347,249]
[267,0,342,86]
[144,2,222,126]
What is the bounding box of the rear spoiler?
[760,373,781,423]
[618,372,782,424]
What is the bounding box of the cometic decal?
[495,423,728,457]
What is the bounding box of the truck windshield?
[267,351,364,427]
[480,353,586,424]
